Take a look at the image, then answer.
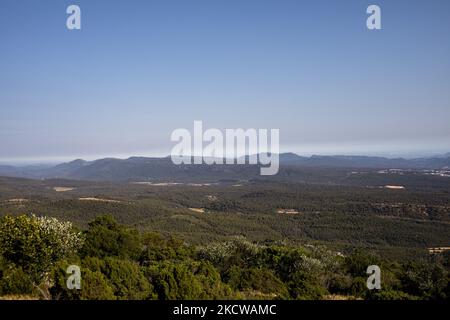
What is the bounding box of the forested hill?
[1,153,450,182]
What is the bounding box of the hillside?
[1,153,450,182]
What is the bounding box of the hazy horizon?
[1,148,450,167]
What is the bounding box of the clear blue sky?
[1,0,450,163]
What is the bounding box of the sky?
[1,0,450,164]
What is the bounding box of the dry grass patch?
[0,295,39,300]
[78,197,121,203]
[277,209,300,215]
[53,187,75,192]
[188,208,205,213]
[6,198,29,203]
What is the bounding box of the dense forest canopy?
[0,214,448,300]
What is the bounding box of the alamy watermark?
[66,265,81,290]
[64,4,381,31]
[367,5,382,30]
[170,121,280,175]
[366,265,381,290]
[66,5,81,30]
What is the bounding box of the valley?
[1,163,449,262]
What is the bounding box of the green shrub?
[0,263,35,296]
[225,266,289,298]
[145,260,235,300]
[79,269,116,300]
[140,232,192,264]
[80,215,141,260]
[0,215,83,284]
[101,257,155,300]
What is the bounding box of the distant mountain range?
[1,153,449,182]
[278,153,450,169]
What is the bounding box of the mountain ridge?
[1,153,449,182]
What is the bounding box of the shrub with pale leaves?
[0,214,84,283]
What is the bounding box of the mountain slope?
[1,153,449,182]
